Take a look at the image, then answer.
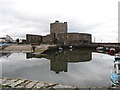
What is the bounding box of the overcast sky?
[0,0,119,42]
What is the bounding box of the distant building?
[26,21,92,45]
[5,35,13,43]
[0,37,6,43]
[21,39,27,44]
[0,35,13,43]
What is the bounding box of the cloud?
[0,0,119,42]
[0,8,51,38]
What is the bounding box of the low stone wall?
[1,77,120,89]
[0,77,76,89]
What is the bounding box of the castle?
[26,21,92,45]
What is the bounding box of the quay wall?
[57,33,91,45]
[91,43,120,48]
[1,77,120,89]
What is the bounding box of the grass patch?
[0,84,12,88]
[35,49,46,52]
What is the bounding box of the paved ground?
[0,44,56,53]
[0,77,76,89]
[1,77,120,89]
[0,44,32,52]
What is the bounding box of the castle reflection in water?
[26,48,92,74]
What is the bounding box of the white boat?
[58,47,63,50]
[105,47,110,51]
[109,48,116,55]
[96,47,104,50]
[115,53,120,60]
[111,72,120,85]
[69,45,73,49]
[110,48,116,51]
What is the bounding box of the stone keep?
[50,21,67,37]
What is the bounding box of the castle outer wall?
[26,34,42,45]
[56,33,91,45]
[42,34,55,44]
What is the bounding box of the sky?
[0,0,119,42]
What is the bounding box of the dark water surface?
[0,49,115,87]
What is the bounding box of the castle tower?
[50,21,68,37]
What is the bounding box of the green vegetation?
[35,49,46,52]
[0,84,12,88]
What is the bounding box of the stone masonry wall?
[26,34,42,45]
[42,34,55,44]
[57,33,91,45]
[50,21,67,37]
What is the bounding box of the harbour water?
[0,48,115,87]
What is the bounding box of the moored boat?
[96,47,104,50]
[111,73,120,85]
[58,46,63,50]
[111,61,120,86]
[115,53,120,60]
[109,48,116,55]
[69,45,73,49]
[104,47,110,52]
